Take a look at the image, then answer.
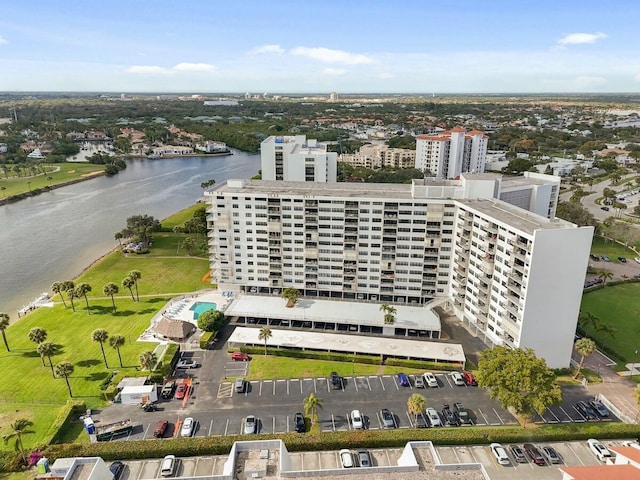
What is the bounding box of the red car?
[175,382,189,400]
[462,371,477,386]
[231,352,250,361]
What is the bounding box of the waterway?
[0,151,259,319]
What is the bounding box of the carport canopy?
[228,327,465,364]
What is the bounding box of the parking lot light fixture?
[633,350,639,380]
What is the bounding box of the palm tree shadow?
[76,359,101,367]
[89,305,116,315]
[21,350,40,358]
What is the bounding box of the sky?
[1,0,639,94]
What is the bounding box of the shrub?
[234,346,381,364]
[385,358,461,371]
[44,401,86,445]
[199,331,216,349]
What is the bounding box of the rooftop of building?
[559,464,640,480]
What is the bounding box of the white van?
[161,455,176,477]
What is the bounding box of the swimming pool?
[189,301,218,319]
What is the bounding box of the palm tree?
[109,335,125,368]
[128,270,142,302]
[28,327,47,366]
[139,350,157,371]
[3,418,34,464]
[103,282,119,313]
[574,338,596,379]
[51,281,67,308]
[54,361,74,397]
[282,288,300,308]
[578,311,600,333]
[75,283,92,314]
[379,303,397,325]
[182,237,196,255]
[258,326,272,356]
[65,281,76,312]
[595,323,617,349]
[37,342,60,378]
[598,270,614,285]
[407,393,426,420]
[0,313,10,351]
[92,329,109,368]
[303,392,324,425]
[122,276,135,301]
[114,231,124,251]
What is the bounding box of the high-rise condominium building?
[260,135,337,182]
[415,127,488,179]
[205,173,592,368]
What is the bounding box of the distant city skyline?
[1,0,639,93]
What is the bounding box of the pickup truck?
[453,402,473,425]
[161,381,176,399]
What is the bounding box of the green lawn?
[590,235,638,261]
[162,204,206,230]
[0,163,105,198]
[580,283,640,362]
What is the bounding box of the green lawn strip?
[146,232,208,258]
[74,253,210,298]
[581,283,640,362]
[161,204,205,230]
[0,163,105,197]
[0,404,69,451]
[0,472,34,480]
[591,235,639,260]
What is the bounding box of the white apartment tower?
[260,135,337,182]
[205,173,592,368]
[415,127,488,179]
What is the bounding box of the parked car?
[441,404,460,427]
[176,359,199,369]
[142,401,158,412]
[602,255,611,262]
[244,415,257,434]
[618,256,627,263]
[180,417,194,437]
[235,377,245,393]
[231,352,249,361]
[490,443,510,465]
[592,278,603,284]
[576,401,598,420]
[423,372,438,387]
[589,400,610,418]
[339,449,354,468]
[590,254,600,261]
[587,438,612,462]
[175,382,189,400]
[351,409,364,429]
[542,446,561,464]
[462,371,477,386]
[584,280,594,288]
[380,408,395,428]
[425,407,441,427]
[453,402,472,425]
[510,445,527,463]
[396,372,410,387]
[160,455,177,477]
[109,461,125,480]
[451,372,465,386]
[523,443,546,465]
[415,412,429,428]
[294,412,305,433]
[634,257,640,264]
[414,375,425,388]
[161,381,176,399]
[357,449,372,468]
[154,420,169,438]
[601,206,610,211]
[330,371,342,390]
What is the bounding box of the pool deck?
[137,289,236,344]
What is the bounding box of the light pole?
[633,350,638,380]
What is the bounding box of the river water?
[0,151,259,319]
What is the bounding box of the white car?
[176,359,199,369]
[451,371,465,386]
[587,439,611,462]
[634,257,640,264]
[425,407,441,427]
[339,449,354,468]
[351,409,364,429]
[490,443,510,465]
[180,417,194,437]
[423,372,438,388]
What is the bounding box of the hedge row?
[43,401,87,446]
[199,331,216,349]
[236,345,381,364]
[385,358,461,371]
[37,422,640,468]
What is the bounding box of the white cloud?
[574,75,607,88]
[0,35,8,45]
[248,44,284,55]
[291,47,374,64]
[125,65,170,74]
[173,62,216,73]
[322,68,347,76]
[558,32,607,46]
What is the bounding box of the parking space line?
[272,416,276,434]
[259,381,263,396]
[568,406,586,422]
[378,376,386,391]
[492,408,505,425]
[287,381,290,396]
[451,447,460,463]
[405,411,414,427]
[142,423,151,439]
[476,408,489,425]
[272,380,276,396]
[392,376,399,390]
[566,443,585,466]
[442,374,453,388]
[353,377,359,392]
[286,416,290,433]
[331,414,336,431]
[300,379,303,395]
[346,412,352,430]
[223,418,229,436]
[547,408,560,423]
[366,377,372,390]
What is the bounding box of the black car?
[510,445,527,463]
[294,412,305,433]
[109,461,125,480]
[142,402,158,412]
[523,443,545,466]
[590,254,600,261]
[415,412,429,428]
[576,401,598,420]
[330,371,342,390]
[589,400,609,418]
[441,404,460,427]
[453,402,472,425]
[618,256,627,263]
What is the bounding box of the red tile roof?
[560,465,640,480]
[612,446,640,464]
